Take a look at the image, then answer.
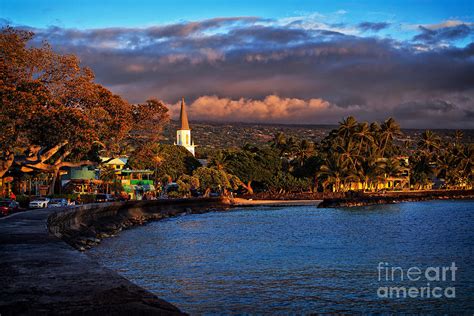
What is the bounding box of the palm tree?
[338,116,358,142]
[99,165,117,194]
[271,132,287,149]
[454,130,464,146]
[293,139,315,167]
[436,151,457,188]
[285,136,299,158]
[354,122,374,156]
[317,153,346,192]
[335,137,359,172]
[383,157,403,178]
[357,157,385,191]
[369,122,382,154]
[418,130,441,154]
[380,118,402,157]
[410,153,434,190]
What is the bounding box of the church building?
[175,97,196,156]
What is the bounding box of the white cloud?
[404,19,473,31]
[167,95,358,124]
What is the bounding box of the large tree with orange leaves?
[0,27,168,192]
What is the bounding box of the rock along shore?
[318,189,474,208]
[0,197,231,316]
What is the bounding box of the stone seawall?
[48,198,231,250]
[318,189,474,208]
[0,198,231,315]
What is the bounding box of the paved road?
[0,208,184,315]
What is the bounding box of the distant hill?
[162,120,474,156]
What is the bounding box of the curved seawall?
[0,198,230,315]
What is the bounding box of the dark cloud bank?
[17,17,474,128]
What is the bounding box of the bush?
[79,194,97,204]
[47,193,79,201]
[16,195,31,208]
[167,191,181,199]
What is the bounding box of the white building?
[175,97,196,156]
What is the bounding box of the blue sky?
[3,0,472,35]
[1,1,474,128]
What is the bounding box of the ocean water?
[88,200,474,314]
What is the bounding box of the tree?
[453,130,463,146]
[223,146,281,194]
[293,139,315,167]
[192,167,241,197]
[418,130,441,155]
[338,116,358,141]
[208,150,227,171]
[380,117,402,157]
[129,144,200,180]
[129,99,170,147]
[317,153,346,192]
[0,28,130,192]
[354,122,374,156]
[270,132,287,155]
[356,157,385,192]
[410,154,433,189]
[99,165,118,194]
[176,174,200,197]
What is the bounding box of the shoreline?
[230,198,322,207]
[0,198,233,315]
[317,189,474,208]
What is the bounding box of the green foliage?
[77,194,96,204]
[223,146,281,191]
[178,174,200,189]
[316,116,406,192]
[176,174,200,197]
[47,193,79,200]
[193,167,230,193]
[176,180,190,197]
[128,143,201,180]
[167,191,181,199]
[269,172,311,193]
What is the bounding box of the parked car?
[48,198,68,208]
[29,197,50,209]
[95,194,115,203]
[0,199,20,216]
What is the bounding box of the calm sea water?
[88,200,474,314]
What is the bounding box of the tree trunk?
[240,180,254,195]
[49,168,60,195]
[244,181,254,195]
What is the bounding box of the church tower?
[176,97,195,156]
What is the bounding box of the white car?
[29,197,50,209]
[48,198,68,207]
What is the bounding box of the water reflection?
[88,200,474,314]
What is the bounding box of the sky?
[1,0,474,128]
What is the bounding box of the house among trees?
[100,157,127,171]
[59,157,154,199]
[175,97,196,156]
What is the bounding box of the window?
[186,134,189,145]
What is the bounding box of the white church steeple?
[176,97,195,156]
